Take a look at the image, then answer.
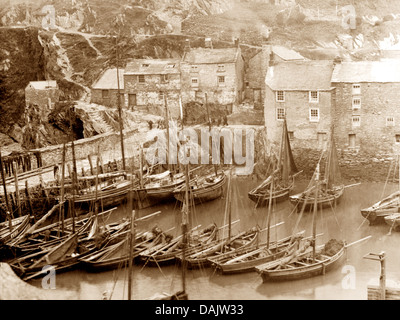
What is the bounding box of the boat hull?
[210,237,301,275]
[248,186,291,207]
[174,174,226,205]
[258,245,346,282]
[290,186,344,211]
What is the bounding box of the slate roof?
[272,45,306,61]
[182,47,241,64]
[27,81,58,90]
[331,60,400,83]
[124,59,180,75]
[92,68,125,90]
[265,60,334,91]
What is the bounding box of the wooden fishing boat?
[256,240,346,282]
[73,179,133,209]
[0,215,31,247]
[79,226,170,272]
[289,132,344,211]
[384,212,400,230]
[208,232,305,274]
[173,171,226,205]
[8,206,116,255]
[134,171,186,204]
[248,119,299,207]
[176,227,260,269]
[9,213,112,280]
[138,223,218,267]
[256,165,348,282]
[361,190,400,225]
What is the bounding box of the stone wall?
[124,73,181,118]
[264,86,333,149]
[91,89,124,108]
[332,82,400,155]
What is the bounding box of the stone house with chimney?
[246,45,306,109]
[91,68,125,108]
[123,59,181,118]
[331,60,400,155]
[180,39,245,114]
[264,60,335,149]
[25,80,60,122]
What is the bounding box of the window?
[191,65,198,73]
[309,91,319,103]
[396,134,400,143]
[352,84,361,95]
[218,76,225,85]
[352,115,361,127]
[102,90,109,99]
[141,63,149,68]
[276,91,285,102]
[349,134,356,148]
[276,107,285,120]
[159,92,165,101]
[386,117,395,127]
[217,64,225,72]
[309,108,319,122]
[138,75,145,83]
[191,77,199,87]
[352,97,361,109]
[288,131,294,140]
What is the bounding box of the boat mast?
[70,110,77,234]
[266,168,274,249]
[58,143,66,237]
[181,150,190,294]
[164,94,172,175]
[115,34,126,171]
[128,159,136,300]
[312,163,320,262]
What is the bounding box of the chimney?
[234,37,240,48]
[184,39,191,52]
[205,37,213,49]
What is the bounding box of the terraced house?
[123,59,182,119]
[180,41,245,113]
[331,60,400,155]
[264,60,335,149]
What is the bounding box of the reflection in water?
[27,178,400,300]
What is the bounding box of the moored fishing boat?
[248,119,299,207]
[289,131,344,211]
[361,190,400,225]
[173,170,226,205]
[208,232,305,274]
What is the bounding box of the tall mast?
[266,163,274,249]
[181,153,190,294]
[70,109,77,234]
[312,163,320,262]
[116,34,126,171]
[59,143,66,236]
[127,159,136,300]
[164,94,171,174]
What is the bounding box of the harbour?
[18,178,400,300]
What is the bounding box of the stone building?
[123,59,181,118]
[246,45,306,109]
[264,60,335,149]
[180,41,245,113]
[331,60,400,155]
[25,80,60,122]
[90,68,125,108]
